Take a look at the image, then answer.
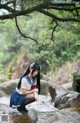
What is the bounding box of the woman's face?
[30,68,39,77]
[32,70,39,77]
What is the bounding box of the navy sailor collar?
[24,75,36,84]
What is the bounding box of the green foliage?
[0,9,80,79]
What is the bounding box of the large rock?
[0,103,80,123]
[68,92,80,108]
[48,84,69,103]
[25,95,57,112]
[0,79,19,95]
[0,79,50,95]
[0,104,37,123]
[28,108,38,123]
[55,84,69,97]
[40,80,50,95]
[61,82,72,90]
[0,90,6,97]
[37,110,80,123]
[48,85,57,102]
[55,91,80,109]
[9,110,38,123]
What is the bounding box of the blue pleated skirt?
[10,90,25,108]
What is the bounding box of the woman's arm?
[20,88,38,95]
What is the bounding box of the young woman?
[10,62,41,114]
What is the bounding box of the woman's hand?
[33,88,38,93]
[34,92,39,101]
[20,88,38,95]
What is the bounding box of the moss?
[72,73,80,92]
[12,114,31,123]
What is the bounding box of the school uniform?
[10,75,37,108]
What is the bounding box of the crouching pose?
[10,62,41,114]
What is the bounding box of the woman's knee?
[26,93,35,100]
[24,97,35,105]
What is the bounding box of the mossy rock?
[0,79,19,95]
[0,79,50,95]
[40,80,50,95]
[11,114,31,123]
[72,73,80,92]
[0,83,17,95]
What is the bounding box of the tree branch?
[73,4,79,16]
[51,21,58,41]
[0,3,50,20]
[0,1,80,43]
[0,4,18,13]
[5,1,14,5]
[0,2,80,20]
[15,17,38,44]
[37,9,80,22]
[12,0,38,44]
[47,6,80,11]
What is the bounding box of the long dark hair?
[17,62,41,94]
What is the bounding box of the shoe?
[17,107,28,114]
